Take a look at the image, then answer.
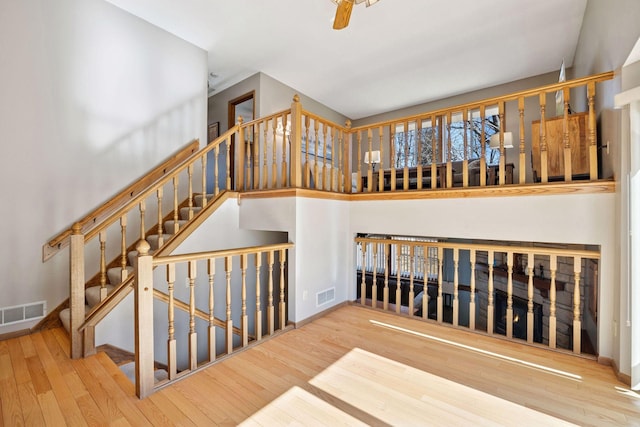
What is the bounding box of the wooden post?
[120,215,128,282]
[539,93,548,183]
[587,82,598,180]
[417,120,423,190]
[290,95,303,188]
[201,154,208,208]
[446,112,453,188]
[526,253,534,344]
[69,223,84,359]
[267,250,275,335]
[487,250,494,335]
[156,188,164,247]
[390,123,397,191]
[549,255,557,348]
[281,114,289,187]
[498,101,506,186]
[408,245,415,316]
[437,247,443,323]
[225,134,231,190]
[367,129,373,192]
[469,249,476,330]
[255,253,262,342]
[371,244,378,309]
[240,254,248,347]
[383,244,389,310]
[187,164,194,219]
[188,260,197,370]
[253,122,260,190]
[563,87,572,182]
[225,256,233,354]
[360,242,367,305]
[304,115,311,187]
[396,244,402,314]
[207,258,216,362]
[167,263,177,379]
[214,145,220,196]
[403,121,409,191]
[462,111,469,187]
[236,116,245,191]
[573,256,582,354]
[172,176,180,233]
[279,249,286,330]
[479,108,487,187]
[344,120,352,193]
[271,118,278,189]
[506,251,513,339]
[356,131,363,192]
[453,248,459,326]
[518,97,526,184]
[313,120,320,189]
[99,231,107,301]
[431,115,438,189]
[422,245,429,320]
[134,240,154,398]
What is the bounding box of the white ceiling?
[105,0,588,120]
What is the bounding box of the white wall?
[0,0,207,334]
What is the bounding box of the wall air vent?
[0,301,46,326]
[316,288,335,307]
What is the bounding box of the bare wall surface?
[0,0,207,334]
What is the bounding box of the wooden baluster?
[343,122,351,193]
[390,124,396,191]
[396,244,402,314]
[378,126,384,192]
[272,118,278,189]
[225,256,233,354]
[403,121,409,191]
[462,110,469,187]
[431,115,438,189]
[245,126,252,190]
[587,82,597,180]
[240,254,248,347]
[331,128,337,191]
[201,154,207,208]
[527,253,534,344]
[304,115,311,187]
[172,176,179,233]
[573,256,582,353]
[188,260,197,370]
[422,245,429,320]
[187,165,194,220]
[506,251,514,339]
[263,120,268,189]
[337,129,344,192]
[157,187,164,247]
[139,200,146,241]
[207,258,216,362]
[267,250,275,334]
[69,223,84,359]
[360,242,367,305]
[487,250,494,334]
[539,93,548,183]
[120,215,128,282]
[446,112,453,188]
[214,145,220,196]
[367,128,373,192]
[313,120,319,189]
[498,101,506,185]
[134,240,153,398]
[437,247,444,322]
[479,106,487,186]
[253,122,260,190]
[281,114,288,187]
[383,243,390,311]
[417,119,423,190]
[255,253,262,341]
[408,245,415,316]
[371,243,378,309]
[563,87,572,182]
[549,255,557,348]
[518,97,526,184]
[469,249,476,330]
[226,134,232,190]
[279,249,286,329]
[167,263,177,379]
[357,131,363,192]
[99,231,107,301]
[453,248,459,326]
[322,123,328,190]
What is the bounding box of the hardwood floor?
[1,305,638,426]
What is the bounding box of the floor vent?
[0,301,46,326]
[316,288,335,307]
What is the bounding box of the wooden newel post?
[290,95,303,188]
[134,240,154,398]
[69,222,85,359]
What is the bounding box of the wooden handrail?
[43,139,200,261]
[153,242,294,265]
[349,71,614,132]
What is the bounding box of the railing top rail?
[301,109,350,132]
[355,236,600,259]
[238,108,292,129]
[349,71,614,132]
[153,242,294,266]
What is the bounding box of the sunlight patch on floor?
[238,386,367,426]
[370,319,583,382]
[309,348,577,426]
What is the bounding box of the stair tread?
[85,285,115,308]
[107,266,134,285]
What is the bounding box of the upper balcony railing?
[235,71,614,196]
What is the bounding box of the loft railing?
[355,235,600,355]
[134,240,293,398]
[64,127,239,359]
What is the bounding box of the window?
[393,112,501,168]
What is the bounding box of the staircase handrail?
[43,139,200,261]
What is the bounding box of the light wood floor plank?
[0,307,638,426]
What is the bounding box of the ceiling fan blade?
[333,0,354,30]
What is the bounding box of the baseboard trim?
[610,358,632,386]
[292,301,348,328]
[0,328,31,342]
